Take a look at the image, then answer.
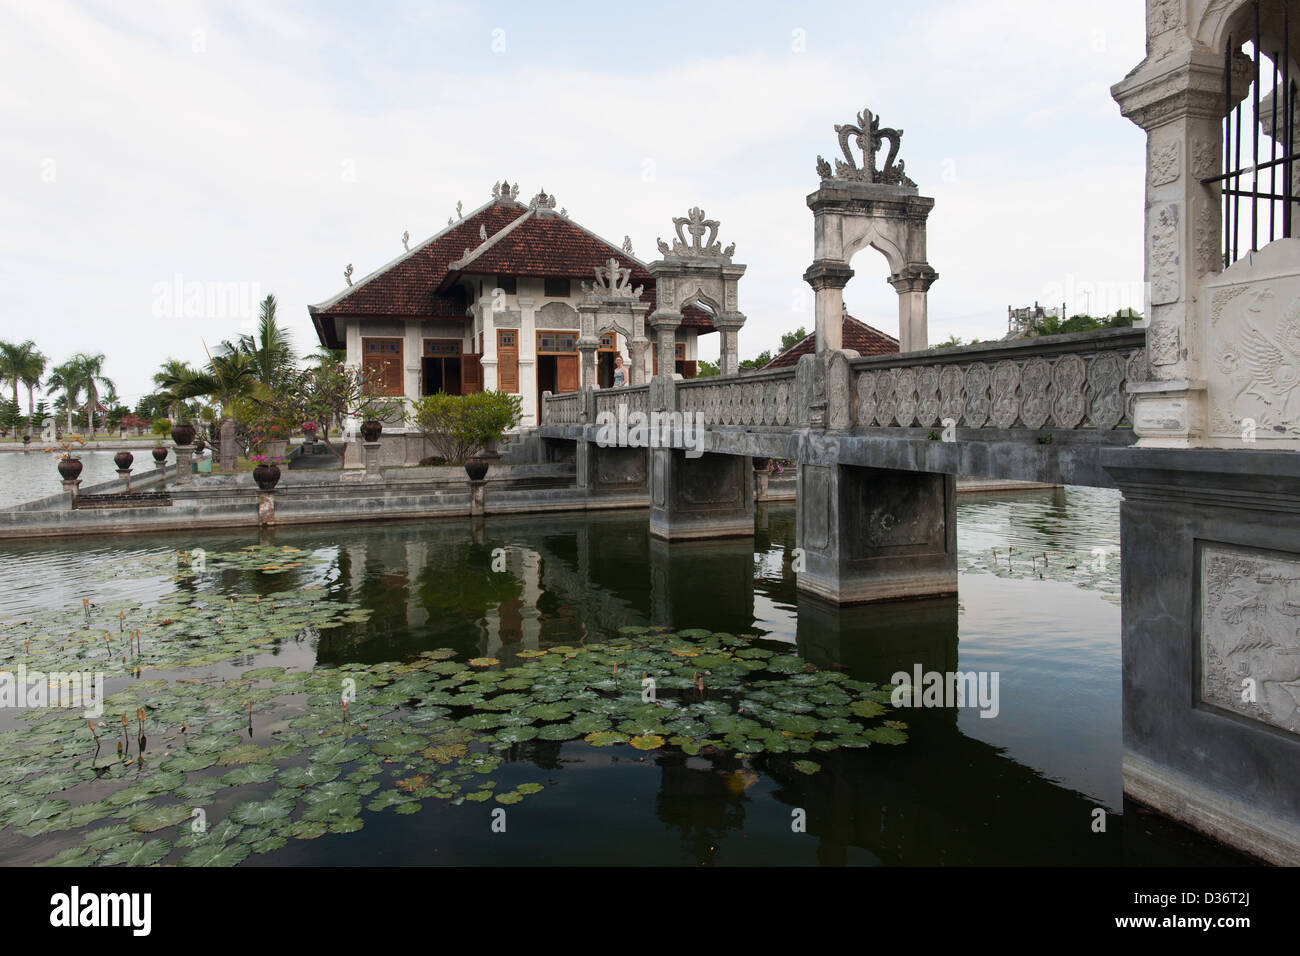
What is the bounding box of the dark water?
[0,489,1254,865]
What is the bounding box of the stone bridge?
[538,326,1146,603]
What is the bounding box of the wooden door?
[556,355,579,393]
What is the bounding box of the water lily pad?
[629,734,665,751]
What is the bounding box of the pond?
[0,489,1253,866]
[0,450,147,506]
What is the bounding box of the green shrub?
[151,417,172,435]
[413,391,522,465]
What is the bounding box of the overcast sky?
[2,0,1148,408]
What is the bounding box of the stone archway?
[804,108,938,354]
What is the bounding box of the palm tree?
[159,349,258,418]
[153,358,197,421]
[48,354,115,433]
[0,340,45,433]
[225,294,296,390]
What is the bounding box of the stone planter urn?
[170,422,196,446]
[152,446,168,464]
[113,451,134,470]
[253,463,282,490]
[464,457,489,481]
[360,420,383,443]
[57,458,83,481]
[752,457,770,472]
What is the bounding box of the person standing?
[612,353,626,388]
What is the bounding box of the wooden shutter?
[462,351,482,394]
[497,330,518,393]
[363,338,404,396]
[684,361,697,378]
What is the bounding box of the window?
[496,276,517,295]
[537,332,577,353]
[362,338,404,396]
[599,332,617,350]
[423,340,460,356]
[544,278,570,298]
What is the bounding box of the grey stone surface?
[648,448,754,540]
[1102,445,1300,864]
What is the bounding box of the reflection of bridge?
[530,0,1300,864]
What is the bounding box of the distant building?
[761,313,898,370]
[1006,301,1065,337]
[309,186,715,428]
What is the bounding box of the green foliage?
[695,359,720,378]
[151,417,172,435]
[413,391,522,465]
[1030,309,1139,338]
[739,350,772,371]
[780,327,808,352]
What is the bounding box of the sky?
[1,0,1150,410]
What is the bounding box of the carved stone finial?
[344,263,354,287]
[559,208,567,217]
[622,236,634,255]
[509,182,519,199]
[816,107,916,186]
[402,230,410,251]
[529,188,557,210]
[447,216,453,226]
[583,256,642,301]
[479,224,487,241]
[656,207,734,261]
[456,201,464,219]
[491,181,501,198]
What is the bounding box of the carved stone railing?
[593,384,650,419]
[849,327,1147,430]
[676,367,798,427]
[542,391,581,425]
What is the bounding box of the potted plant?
[301,420,319,443]
[46,435,88,480]
[113,451,134,471]
[360,419,383,443]
[251,455,283,490]
[152,446,168,464]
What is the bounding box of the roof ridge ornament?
[491,180,520,200]
[622,236,633,255]
[582,256,643,301]
[529,188,557,210]
[816,107,916,187]
[655,207,735,262]
[401,230,410,251]
[344,263,353,287]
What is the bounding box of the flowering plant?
[250,454,288,466]
[44,436,87,461]
[301,420,318,432]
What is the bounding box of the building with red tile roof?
[760,313,898,369]
[308,185,716,427]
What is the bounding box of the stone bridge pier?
[648,448,754,541]
[796,461,956,604]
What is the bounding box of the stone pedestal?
[470,479,486,516]
[257,491,275,527]
[1102,446,1300,865]
[579,443,647,496]
[61,478,80,504]
[116,468,132,493]
[362,442,382,480]
[755,470,770,502]
[648,448,754,540]
[219,418,236,473]
[174,444,194,485]
[796,462,956,604]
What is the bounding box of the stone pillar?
[258,491,274,527]
[116,469,132,494]
[470,479,485,516]
[577,300,599,389]
[61,478,80,505]
[629,335,650,385]
[1102,446,1300,865]
[648,448,753,540]
[803,261,853,354]
[796,462,956,604]
[714,315,744,377]
[363,441,382,479]
[650,313,681,382]
[174,445,194,486]
[889,265,938,353]
[219,418,236,473]
[1112,44,1248,447]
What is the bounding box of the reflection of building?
[309,185,717,428]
